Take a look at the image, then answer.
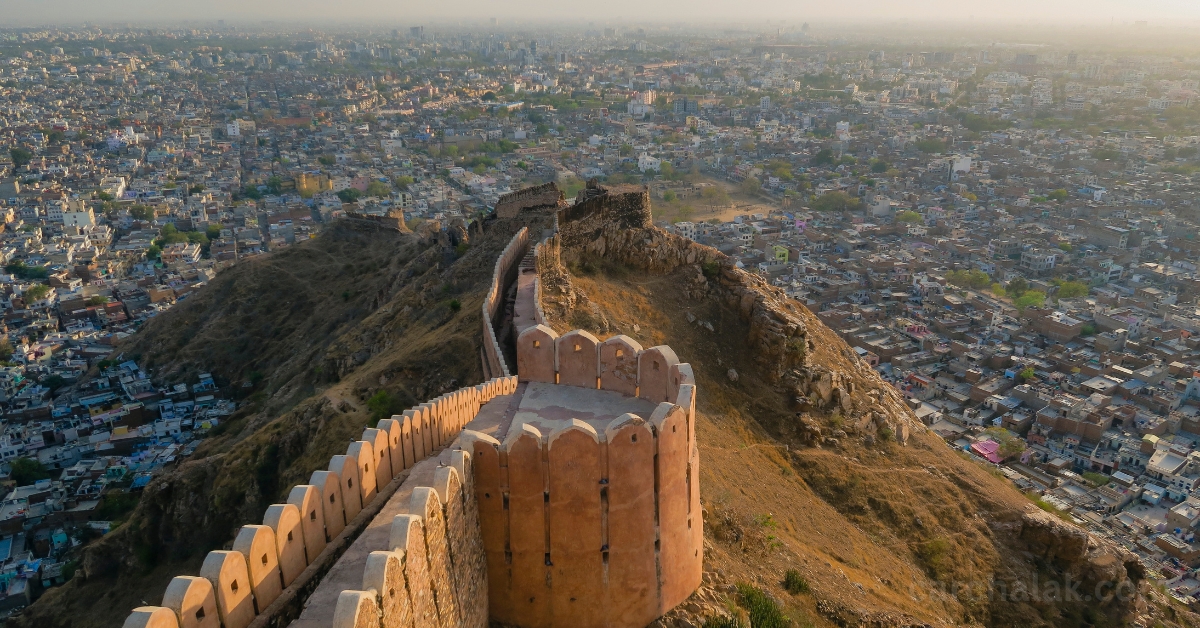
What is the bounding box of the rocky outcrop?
[549,183,808,383]
[1016,508,1144,600]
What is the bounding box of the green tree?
[129,205,154,221]
[895,210,922,223]
[700,186,730,207]
[394,175,414,190]
[9,147,33,167]
[810,148,835,166]
[10,457,50,486]
[1047,189,1069,202]
[915,139,946,153]
[811,191,862,213]
[337,188,363,203]
[946,269,991,290]
[41,374,66,394]
[366,390,402,425]
[1015,290,1046,313]
[983,427,1027,459]
[740,176,762,195]
[318,154,336,166]
[662,190,677,202]
[870,159,890,173]
[1006,277,1028,298]
[1053,280,1089,299]
[990,283,1006,297]
[25,284,50,301]
[366,180,393,197]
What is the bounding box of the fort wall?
[120,376,519,628]
[482,228,531,378]
[494,182,565,219]
[469,323,703,628]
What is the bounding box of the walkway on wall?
[287,390,520,627]
[511,248,540,339]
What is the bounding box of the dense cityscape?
[2,17,1200,624]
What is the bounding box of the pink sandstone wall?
[483,228,531,378]
[466,330,703,628]
[122,376,516,628]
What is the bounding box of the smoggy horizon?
[4,0,1200,29]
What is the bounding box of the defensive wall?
[469,325,703,628]
[122,182,703,628]
[493,182,565,219]
[120,375,519,628]
[482,228,531,379]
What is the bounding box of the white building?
[637,154,662,172]
[674,221,697,241]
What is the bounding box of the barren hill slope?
[10,214,551,628]
[535,198,1200,628]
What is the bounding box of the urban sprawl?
[1,21,1200,612]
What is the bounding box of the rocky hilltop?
[535,181,1194,628]
[9,183,1198,628]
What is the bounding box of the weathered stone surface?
[494,181,566,219]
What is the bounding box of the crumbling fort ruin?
[121,186,703,628]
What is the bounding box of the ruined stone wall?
[473,325,702,628]
[555,183,653,243]
[483,228,531,378]
[494,182,565,219]
[550,185,808,383]
[120,376,519,628]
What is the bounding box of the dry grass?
[544,263,1141,628]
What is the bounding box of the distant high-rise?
[410,26,424,38]
[530,41,537,55]
[1014,53,1038,66]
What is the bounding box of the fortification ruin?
[493,182,566,220]
[122,186,702,628]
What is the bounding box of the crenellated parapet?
[120,376,520,628]
[457,325,703,628]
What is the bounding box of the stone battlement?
[122,183,703,628]
[494,182,566,219]
[119,376,518,628]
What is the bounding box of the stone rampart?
[482,228,531,378]
[494,182,565,219]
[120,376,520,628]
[468,325,702,627]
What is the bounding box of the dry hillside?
[9,214,550,628]
[536,211,1200,628]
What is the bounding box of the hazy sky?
[5,0,1200,27]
